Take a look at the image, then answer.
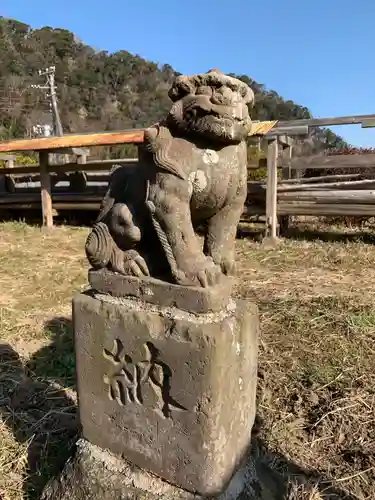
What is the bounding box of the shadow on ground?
[283,226,375,244]
[0,319,358,500]
[27,318,77,389]
[0,317,78,499]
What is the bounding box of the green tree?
[0,16,347,157]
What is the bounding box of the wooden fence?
[0,156,268,215]
[247,166,375,217]
[0,123,304,228]
[259,114,375,240]
[3,151,375,229]
[0,114,374,238]
[0,158,138,217]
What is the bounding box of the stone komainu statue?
[85,69,254,288]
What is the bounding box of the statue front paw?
[216,256,236,276]
[206,250,236,276]
[111,249,150,277]
[174,256,222,288]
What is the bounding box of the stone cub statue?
[85,69,254,288]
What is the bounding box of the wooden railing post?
[265,138,278,241]
[280,137,293,235]
[39,151,53,228]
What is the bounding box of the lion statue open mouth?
[85,69,254,288]
[167,69,253,144]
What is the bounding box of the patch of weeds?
[345,309,375,335]
[300,362,343,388]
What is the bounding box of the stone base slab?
[88,268,233,313]
[73,291,258,496]
[41,439,260,500]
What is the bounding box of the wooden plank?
[85,158,137,165]
[71,148,90,155]
[53,202,100,211]
[248,178,375,199]
[0,195,103,204]
[293,164,375,171]
[278,113,375,128]
[0,202,101,211]
[278,190,375,204]
[0,203,42,210]
[281,143,293,180]
[0,158,138,176]
[292,152,375,170]
[0,155,266,175]
[279,142,293,234]
[0,122,310,154]
[1,112,374,155]
[0,165,43,175]
[244,203,375,217]
[0,154,16,160]
[279,172,375,184]
[361,119,375,129]
[265,125,309,138]
[277,178,375,192]
[277,203,375,216]
[46,147,90,155]
[5,173,63,186]
[0,129,145,152]
[265,139,278,239]
[39,151,53,228]
[0,158,265,176]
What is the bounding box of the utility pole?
[31,66,63,137]
[31,66,89,163]
[32,66,65,164]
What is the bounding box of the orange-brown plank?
[0,130,145,152]
[0,120,282,153]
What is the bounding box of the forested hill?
[0,16,346,152]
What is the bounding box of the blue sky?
[2,0,375,146]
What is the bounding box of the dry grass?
[0,219,375,499]
[236,219,375,499]
[286,481,323,500]
[0,222,87,499]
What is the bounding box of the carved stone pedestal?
[43,278,259,499]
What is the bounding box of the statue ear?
[168,76,195,102]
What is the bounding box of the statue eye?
[196,86,212,96]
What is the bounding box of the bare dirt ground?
[0,220,374,499]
